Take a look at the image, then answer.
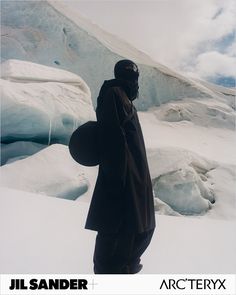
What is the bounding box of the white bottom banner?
[0,274,235,295]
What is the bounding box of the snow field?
[1,187,235,274]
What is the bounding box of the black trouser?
[93,226,155,274]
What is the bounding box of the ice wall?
[1,60,95,144]
[1,0,220,111]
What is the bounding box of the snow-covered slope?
[2,0,232,111]
[1,59,95,144]
[1,187,235,274]
[2,142,235,220]
[151,98,235,130]
[0,144,90,200]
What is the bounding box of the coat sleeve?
[96,88,127,191]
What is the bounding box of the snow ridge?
[2,0,232,111]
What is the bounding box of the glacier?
[2,0,233,111]
[1,0,235,218]
[1,59,95,145]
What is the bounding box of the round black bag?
[69,121,100,166]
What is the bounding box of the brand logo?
[9,279,88,290]
[160,278,226,290]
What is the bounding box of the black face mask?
[120,79,139,101]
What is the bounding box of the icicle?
[73,115,76,131]
[48,116,52,146]
[73,115,78,132]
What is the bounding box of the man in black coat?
[85,60,156,274]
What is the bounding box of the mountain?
[2,0,234,111]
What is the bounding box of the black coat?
[85,79,156,233]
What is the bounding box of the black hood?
[98,79,139,102]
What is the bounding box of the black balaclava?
[114,59,139,101]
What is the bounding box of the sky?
[64,0,236,86]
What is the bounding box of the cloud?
[194,51,236,78]
[226,41,236,57]
[65,0,236,83]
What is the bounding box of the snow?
[195,78,236,97]
[0,144,90,200]
[147,147,218,180]
[147,147,235,219]
[0,187,95,273]
[144,214,236,274]
[151,98,235,130]
[206,166,236,220]
[1,59,91,92]
[153,166,214,215]
[141,113,236,165]
[2,142,234,220]
[1,141,46,165]
[153,198,181,217]
[149,148,216,216]
[1,60,95,144]
[1,187,235,274]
